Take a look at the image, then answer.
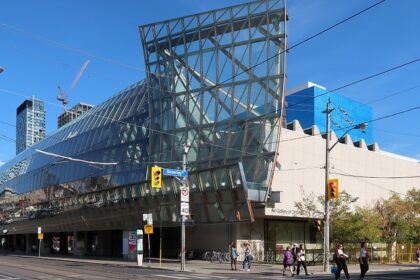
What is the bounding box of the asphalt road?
[0,255,419,280]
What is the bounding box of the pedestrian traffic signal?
[314,220,322,232]
[328,179,339,199]
[151,166,162,188]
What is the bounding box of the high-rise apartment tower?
[16,98,46,154]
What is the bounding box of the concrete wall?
[269,121,420,216]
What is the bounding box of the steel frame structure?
[139,0,287,200]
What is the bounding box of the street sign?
[180,202,189,216]
[144,224,153,234]
[180,186,189,202]
[185,219,195,227]
[38,233,44,240]
[163,168,188,177]
[142,213,153,225]
[37,227,42,234]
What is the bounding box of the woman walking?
[334,243,351,280]
[359,241,369,279]
[283,246,294,276]
[242,243,252,271]
[230,242,238,270]
[296,244,309,276]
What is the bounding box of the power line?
[0,1,388,151]
[367,83,420,105]
[285,57,420,111]
[331,167,407,196]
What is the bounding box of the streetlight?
[322,98,367,272]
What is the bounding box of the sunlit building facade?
[0,0,288,258]
[57,102,94,128]
[16,99,46,155]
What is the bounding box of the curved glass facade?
[0,0,286,233]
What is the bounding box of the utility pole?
[322,98,334,272]
[180,140,190,271]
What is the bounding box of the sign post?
[37,226,42,257]
[136,229,143,266]
[180,141,190,271]
[143,213,153,264]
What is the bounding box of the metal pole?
[323,98,333,272]
[159,206,162,268]
[38,239,41,257]
[148,233,151,264]
[180,141,190,271]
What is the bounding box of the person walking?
[416,247,420,265]
[242,243,252,271]
[230,242,239,270]
[292,243,298,272]
[334,243,351,280]
[359,241,369,279]
[283,246,294,276]
[296,244,309,276]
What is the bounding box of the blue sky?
[0,0,419,164]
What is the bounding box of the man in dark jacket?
[292,243,299,272]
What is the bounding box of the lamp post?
[322,98,367,272]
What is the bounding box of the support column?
[73,231,86,256]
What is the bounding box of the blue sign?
[185,219,195,227]
[163,168,188,177]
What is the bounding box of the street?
[0,255,419,280]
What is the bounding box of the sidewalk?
[11,254,420,276]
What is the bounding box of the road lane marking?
[154,275,190,280]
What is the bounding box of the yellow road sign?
[144,224,153,234]
[38,233,44,240]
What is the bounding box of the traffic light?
[314,220,322,232]
[328,178,339,199]
[151,166,162,188]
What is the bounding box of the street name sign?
[163,168,188,177]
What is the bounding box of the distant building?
[57,102,93,128]
[286,82,374,143]
[16,98,46,154]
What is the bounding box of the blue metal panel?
[287,86,374,144]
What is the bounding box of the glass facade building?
[16,98,46,155]
[0,0,287,253]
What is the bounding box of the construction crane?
[57,60,90,109]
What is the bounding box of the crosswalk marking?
[153,274,234,280]
[154,275,191,279]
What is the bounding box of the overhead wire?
[2,0,415,168]
[331,167,408,196]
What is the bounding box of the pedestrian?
[296,244,309,276]
[282,246,294,276]
[334,243,351,280]
[230,241,239,270]
[359,241,369,279]
[291,243,298,272]
[242,243,252,271]
[416,247,420,265]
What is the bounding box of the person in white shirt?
[296,244,309,276]
[359,241,369,279]
[334,243,351,280]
